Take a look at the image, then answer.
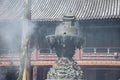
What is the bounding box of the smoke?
[0,67,7,80]
[0,22,21,49]
[0,21,36,79]
[37,24,57,48]
[0,21,36,55]
[75,21,83,37]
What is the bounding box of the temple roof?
[0,0,24,21]
[0,0,120,21]
[31,0,120,21]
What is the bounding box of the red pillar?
[74,49,82,60]
[33,66,38,80]
[79,49,82,59]
[32,49,38,60]
[31,49,38,80]
[32,27,39,80]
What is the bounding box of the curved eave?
[0,0,120,22]
[31,0,120,21]
[31,17,120,22]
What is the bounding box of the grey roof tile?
[0,0,120,21]
[31,0,120,21]
[0,0,24,20]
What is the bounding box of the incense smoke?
[0,67,7,80]
[0,21,36,53]
[0,21,36,79]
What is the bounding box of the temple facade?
[0,0,120,80]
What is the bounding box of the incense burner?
[46,11,84,80]
[46,12,83,58]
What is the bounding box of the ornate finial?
[63,11,75,21]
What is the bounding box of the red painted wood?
[33,66,37,80]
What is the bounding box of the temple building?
[0,0,120,80]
